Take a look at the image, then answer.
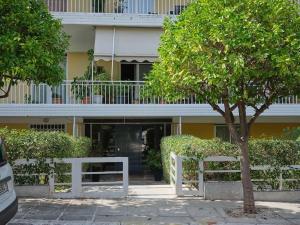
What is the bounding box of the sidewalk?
[8,197,300,225]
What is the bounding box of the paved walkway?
[8,197,300,225]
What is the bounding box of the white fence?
[13,157,129,198]
[170,152,300,197]
[45,0,192,15]
[1,80,298,105]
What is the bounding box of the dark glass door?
[85,123,170,176]
[114,125,144,174]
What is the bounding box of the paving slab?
[127,206,159,216]
[158,206,189,217]
[146,216,194,224]
[96,206,128,216]
[8,197,300,225]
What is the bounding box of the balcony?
[1,80,299,105]
[45,0,192,15]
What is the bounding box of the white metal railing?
[170,152,300,196]
[45,0,192,15]
[0,80,299,105]
[13,157,129,198]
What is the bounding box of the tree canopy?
[146,0,300,213]
[0,0,69,98]
[148,0,300,112]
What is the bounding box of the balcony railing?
[45,0,192,15]
[0,80,299,105]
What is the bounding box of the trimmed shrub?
[249,139,300,190]
[249,139,300,166]
[0,128,90,160]
[282,127,300,141]
[161,135,300,190]
[0,128,91,185]
[161,135,239,183]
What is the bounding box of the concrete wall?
[181,123,300,139]
[67,53,121,81]
[67,52,90,80]
[182,124,214,139]
[1,121,299,139]
[250,123,300,138]
[0,123,28,130]
[204,182,300,202]
[15,186,51,198]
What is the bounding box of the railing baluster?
[1,80,299,106]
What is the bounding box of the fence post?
[170,154,174,186]
[279,169,283,191]
[175,155,183,196]
[48,161,55,196]
[123,157,129,196]
[71,159,82,197]
[198,160,204,196]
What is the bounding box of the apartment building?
[0,0,299,175]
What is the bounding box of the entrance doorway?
[84,119,171,181]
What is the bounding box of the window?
[121,63,153,81]
[215,125,240,143]
[30,124,66,132]
[123,0,155,14]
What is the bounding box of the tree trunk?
[221,98,256,214]
[239,140,256,214]
[238,102,256,214]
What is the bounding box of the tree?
[146,0,300,213]
[0,0,69,98]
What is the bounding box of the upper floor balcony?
[45,0,192,26]
[46,0,191,15]
[0,80,299,117]
[1,80,299,105]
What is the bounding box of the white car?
[0,139,18,225]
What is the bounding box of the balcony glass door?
[124,0,154,14]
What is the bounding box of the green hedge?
[0,128,91,185]
[249,139,300,166]
[161,135,239,182]
[161,135,300,190]
[282,127,300,141]
[0,128,90,160]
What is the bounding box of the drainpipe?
[73,116,76,137]
[111,27,116,81]
[91,60,94,104]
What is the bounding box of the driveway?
[8,198,300,225]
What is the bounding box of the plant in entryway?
[146,149,163,181]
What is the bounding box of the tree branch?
[207,100,225,117]
[248,103,271,127]
[248,103,259,111]
[223,93,239,143]
[230,103,238,111]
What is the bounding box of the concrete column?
[179,116,182,135]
